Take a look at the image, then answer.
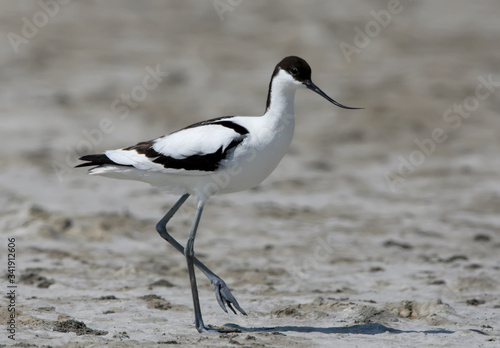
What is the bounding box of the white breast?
[215,115,296,194]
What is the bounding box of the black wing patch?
[149,137,244,171]
[127,118,249,171]
[174,117,249,135]
[76,119,249,172]
[75,154,129,168]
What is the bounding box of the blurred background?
[1,1,499,214]
[1,1,499,345]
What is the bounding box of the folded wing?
[77,121,248,175]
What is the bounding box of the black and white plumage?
[78,117,249,172]
[76,56,361,333]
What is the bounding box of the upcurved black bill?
[304,80,363,110]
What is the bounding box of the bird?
[76,56,361,333]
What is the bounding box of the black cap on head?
[274,56,312,83]
[266,56,363,111]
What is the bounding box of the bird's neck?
[263,76,297,130]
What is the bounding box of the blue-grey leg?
[186,201,243,333]
[185,200,209,332]
[155,194,246,317]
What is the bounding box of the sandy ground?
[1,1,500,347]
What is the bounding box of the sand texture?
[1,1,500,347]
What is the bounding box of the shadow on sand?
[223,322,457,335]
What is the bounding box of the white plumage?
[103,122,244,172]
[153,123,242,159]
[76,56,360,333]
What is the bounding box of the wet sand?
[1,1,499,346]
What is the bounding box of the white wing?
[154,124,241,159]
[104,123,246,174]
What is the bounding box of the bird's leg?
[155,194,246,316]
[185,201,242,334]
[185,201,206,332]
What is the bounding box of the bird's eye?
[289,67,299,75]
